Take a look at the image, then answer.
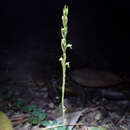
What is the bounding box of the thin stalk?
[61,53,67,130]
[59,5,72,130]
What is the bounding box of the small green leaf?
[32,111,40,117]
[40,120,50,127]
[32,117,39,125]
[38,112,46,120]
[49,120,57,126]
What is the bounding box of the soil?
[1,44,130,130]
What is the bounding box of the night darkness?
[0,0,130,74]
[1,1,130,128]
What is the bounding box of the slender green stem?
[59,5,72,130]
[61,53,66,130]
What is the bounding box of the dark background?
[0,0,130,74]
